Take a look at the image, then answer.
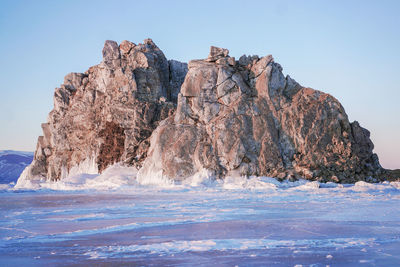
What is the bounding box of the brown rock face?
[139,46,384,183]
[22,41,384,183]
[24,39,187,180]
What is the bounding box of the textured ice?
[2,164,400,266]
[60,156,98,179]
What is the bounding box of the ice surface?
[2,165,400,266]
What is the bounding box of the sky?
[0,0,399,169]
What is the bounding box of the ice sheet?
[2,165,400,266]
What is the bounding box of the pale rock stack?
[23,39,187,180]
[140,46,383,183]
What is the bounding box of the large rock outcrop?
[22,39,187,180]
[139,46,384,183]
[21,40,385,183]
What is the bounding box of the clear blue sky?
[0,0,399,169]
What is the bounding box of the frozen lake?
[1,170,400,266]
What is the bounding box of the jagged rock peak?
[19,38,188,181]
[204,46,235,66]
[207,46,229,60]
[102,40,120,65]
[103,38,159,63]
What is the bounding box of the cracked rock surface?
[22,40,384,183]
[140,46,383,183]
[24,39,187,180]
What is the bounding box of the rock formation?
[138,46,384,183]
[22,39,187,180]
[21,39,386,183]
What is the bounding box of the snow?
[18,163,400,193]
[2,164,400,265]
[15,163,137,191]
[61,156,98,179]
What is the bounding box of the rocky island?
[19,38,388,184]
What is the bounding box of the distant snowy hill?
[0,150,33,184]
